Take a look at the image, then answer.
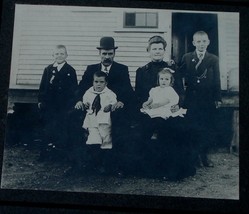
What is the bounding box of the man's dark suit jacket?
[77,61,134,107]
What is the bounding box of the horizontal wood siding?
[218,12,239,91]
[10,5,171,89]
[11,5,239,93]
[11,5,114,88]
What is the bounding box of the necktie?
[195,53,204,70]
[104,66,108,75]
[92,94,101,115]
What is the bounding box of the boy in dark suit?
[179,31,222,167]
[38,45,78,161]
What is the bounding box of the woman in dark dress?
[135,36,196,180]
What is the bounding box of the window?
[124,12,158,28]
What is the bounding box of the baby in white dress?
[141,68,187,119]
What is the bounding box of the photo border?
[0,0,248,213]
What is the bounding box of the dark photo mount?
[0,0,248,213]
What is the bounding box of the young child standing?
[141,68,187,120]
[38,45,78,161]
[82,71,117,174]
[82,71,117,149]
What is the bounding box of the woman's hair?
[147,35,167,52]
[157,68,175,86]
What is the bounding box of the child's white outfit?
[140,86,187,119]
[82,86,117,149]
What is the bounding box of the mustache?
[103,59,112,63]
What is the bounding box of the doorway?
[172,12,218,64]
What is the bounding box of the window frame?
[123,12,158,29]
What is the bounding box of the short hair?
[54,44,67,54]
[147,35,167,51]
[157,68,175,86]
[93,71,108,82]
[193,31,209,40]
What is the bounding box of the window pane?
[125,13,135,26]
[146,13,157,27]
[136,13,146,26]
[124,12,158,28]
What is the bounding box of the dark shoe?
[93,165,106,175]
[37,148,51,162]
[195,156,203,168]
[63,165,86,177]
[201,156,214,167]
[116,169,125,178]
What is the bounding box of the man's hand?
[142,101,151,109]
[171,104,180,113]
[84,102,90,110]
[215,101,222,109]
[75,101,84,110]
[103,104,112,112]
[111,101,124,111]
[38,102,42,109]
[150,103,160,109]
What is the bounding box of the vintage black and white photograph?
[1,3,239,202]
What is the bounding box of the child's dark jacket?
[38,62,78,112]
[179,51,221,109]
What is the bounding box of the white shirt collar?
[53,61,66,71]
[90,86,108,95]
[196,50,206,58]
[101,64,112,73]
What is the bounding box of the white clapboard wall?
[218,12,239,92]
[10,4,239,92]
[10,4,172,90]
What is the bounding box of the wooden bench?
[220,93,239,154]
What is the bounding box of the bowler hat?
[97,37,118,50]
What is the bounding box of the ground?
[1,141,239,200]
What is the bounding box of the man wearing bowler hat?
[75,37,134,113]
[74,36,136,174]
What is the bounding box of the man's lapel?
[58,62,67,74]
[107,61,117,79]
[190,52,198,71]
[97,63,102,72]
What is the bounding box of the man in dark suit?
[75,37,134,115]
[73,37,136,175]
[179,31,222,167]
[75,36,135,129]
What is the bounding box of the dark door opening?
[172,13,218,65]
